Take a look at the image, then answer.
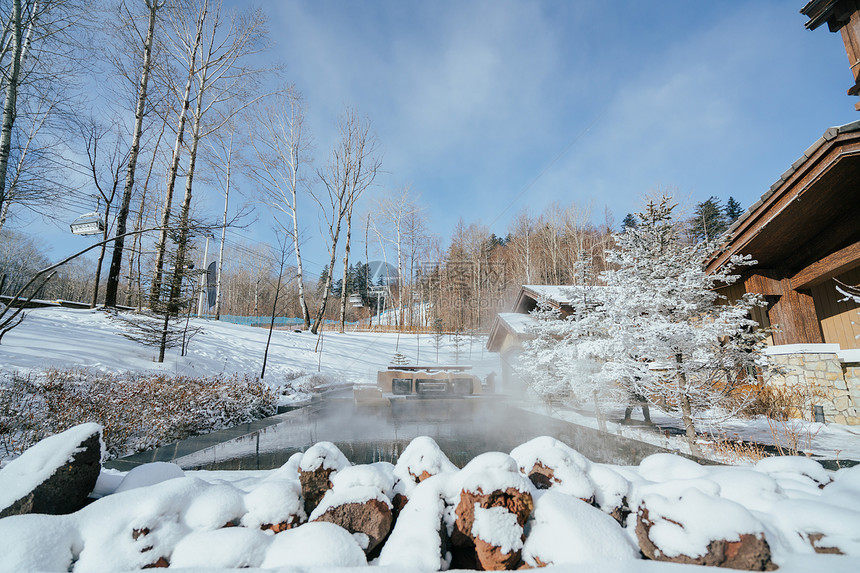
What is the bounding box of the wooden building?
[486,285,578,394]
[705,120,860,350]
[704,118,860,424]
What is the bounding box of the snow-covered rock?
[0,423,102,518]
[298,441,350,515]
[113,461,184,494]
[635,487,774,571]
[260,521,368,568]
[394,436,458,487]
[523,490,639,566]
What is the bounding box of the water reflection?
[168,397,687,471]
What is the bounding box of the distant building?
[486,285,580,394]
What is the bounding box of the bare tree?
[371,186,422,329]
[76,116,130,308]
[103,0,165,308]
[149,0,206,308]
[0,0,87,228]
[157,0,270,358]
[250,91,312,328]
[312,108,380,335]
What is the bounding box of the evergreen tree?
[317,265,330,297]
[690,196,728,242]
[582,196,769,455]
[724,196,744,224]
[621,213,638,232]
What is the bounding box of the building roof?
[706,120,860,285]
[486,312,537,352]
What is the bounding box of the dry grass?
[0,369,276,459]
[705,432,767,464]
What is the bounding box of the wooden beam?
[744,272,783,296]
[768,285,824,345]
[791,240,860,289]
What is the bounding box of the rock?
[807,532,845,555]
[299,465,335,516]
[312,497,393,556]
[142,556,169,569]
[524,461,555,490]
[636,505,775,571]
[260,514,303,533]
[0,424,102,518]
[392,492,409,517]
[475,535,522,571]
[471,505,525,570]
[451,487,533,569]
[298,442,350,515]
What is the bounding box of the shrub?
[0,369,276,459]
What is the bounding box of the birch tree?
[76,116,130,308]
[103,0,165,308]
[250,91,312,328]
[312,108,380,335]
[0,0,87,226]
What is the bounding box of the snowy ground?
[2,308,860,572]
[0,307,497,407]
[2,307,860,463]
[1,429,859,572]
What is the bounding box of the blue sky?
[22,0,860,281]
[245,0,858,273]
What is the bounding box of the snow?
[169,527,271,569]
[113,461,184,493]
[299,441,351,473]
[240,479,305,529]
[640,488,765,559]
[1,436,860,571]
[377,474,450,570]
[392,435,458,489]
[0,422,101,512]
[330,463,396,500]
[0,307,496,387]
[495,312,537,336]
[261,521,368,568]
[472,504,523,553]
[523,490,639,566]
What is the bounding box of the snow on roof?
[496,312,537,336]
[523,285,575,305]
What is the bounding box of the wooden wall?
[811,267,860,350]
[718,283,774,346]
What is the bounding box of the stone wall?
[765,344,860,425]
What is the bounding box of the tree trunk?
[312,221,342,335]
[215,142,230,320]
[0,0,23,219]
[338,204,354,332]
[676,353,702,457]
[90,203,112,308]
[126,120,165,308]
[164,28,208,329]
[104,0,160,308]
[149,4,205,308]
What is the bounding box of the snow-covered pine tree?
[517,254,606,416]
[390,351,410,366]
[582,196,768,456]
